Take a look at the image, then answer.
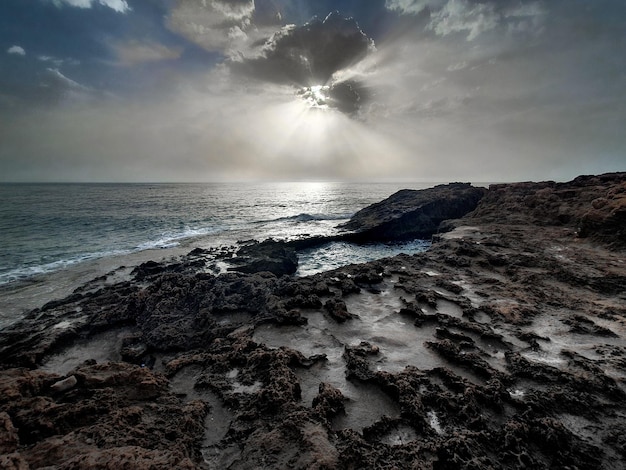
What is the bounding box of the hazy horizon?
[1,1,625,183]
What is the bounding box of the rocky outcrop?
[339,183,487,241]
[229,239,298,276]
[468,172,626,248]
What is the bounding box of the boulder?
[229,239,298,276]
[339,183,487,241]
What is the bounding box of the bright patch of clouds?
[428,0,499,41]
[387,0,547,40]
[166,0,255,56]
[7,45,26,56]
[385,0,447,15]
[50,0,130,13]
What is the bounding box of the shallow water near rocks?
[436,299,464,318]
[379,424,418,446]
[253,282,500,430]
[169,366,233,446]
[41,327,135,375]
[331,381,400,431]
[521,312,626,374]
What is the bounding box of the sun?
[298,85,331,109]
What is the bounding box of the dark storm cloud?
[233,12,373,85]
[164,1,378,114]
[230,11,375,113]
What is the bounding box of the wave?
[0,249,127,286]
[0,226,225,286]
[135,226,222,251]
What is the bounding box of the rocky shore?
[1,173,625,469]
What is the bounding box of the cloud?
[38,68,102,105]
[504,2,547,35]
[2,1,624,183]
[44,68,88,90]
[230,12,375,114]
[38,55,79,68]
[386,0,547,41]
[111,40,183,66]
[234,12,374,84]
[166,0,256,56]
[447,60,468,71]
[49,0,130,13]
[166,4,376,114]
[7,45,26,56]
[385,0,447,16]
[428,0,499,41]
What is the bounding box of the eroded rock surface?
[1,173,625,469]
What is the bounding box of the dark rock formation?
[229,239,298,276]
[339,183,487,241]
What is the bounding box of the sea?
[0,182,436,327]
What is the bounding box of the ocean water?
[0,182,434,325]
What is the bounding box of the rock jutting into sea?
[1,172,625,469]
[339,182,488,241]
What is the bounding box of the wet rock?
[339,183,487,241]
[132,260,167,279]
[338,277,360,296]
[563,315,619,337]
[272,308,308,326]
[352,267,385,284]
[187,247,208,257]
[119,333,149,362]
[282,294,323,310]
[427,340,498,380]
[435,327,475,346]
[324,298,353,323]
[230,239,298,276]
[312,382,346,421]
[344,342,379,381]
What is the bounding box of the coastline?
[0,242,207,329]
[1,174,625,469]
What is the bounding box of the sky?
[0,0,625,183]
